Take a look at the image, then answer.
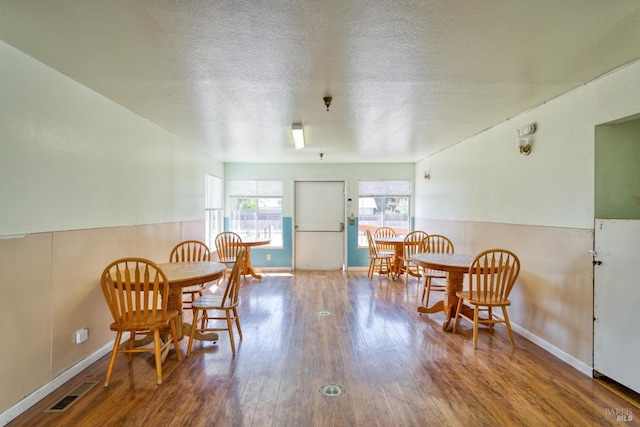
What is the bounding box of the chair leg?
[104,331,122,386]
[153,330,163,385]
[472,306,479,349]
[452,298,464,333]
[374,258,383,277]
[404,261,409,285]
[367,259,374,281]
[201,309,208,329]
[422,275,431,305]
[502,307,515,347]
[127,331,135,362]
[187,307,200,356]
[233,307,243,339]
[169,318,182,361]
[226,310,236,356]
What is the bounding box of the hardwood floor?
[9,271,639,426]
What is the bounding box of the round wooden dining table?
[157,261,226,341]
[411,253,475,330]
[374,235,422,280]
[238,236,271,280]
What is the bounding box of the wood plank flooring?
[9,270,639,426]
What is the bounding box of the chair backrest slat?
[373,227,396,253]
[468,249,520,303]
[424,234,454,254]
[215,232,243,264]
[220,248,246,308]
[422,234,454,274]
[403,230,429,259]
[366,230,380,257]
[101,258,170,327]
[170,240,211,262]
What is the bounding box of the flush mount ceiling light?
[292,123,305,150]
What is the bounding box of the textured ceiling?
[1,1,640,163]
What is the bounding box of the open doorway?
[593,115,640,395]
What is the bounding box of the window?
[229,180,283,247]
[358,180,411,246]
[205,175,223,249]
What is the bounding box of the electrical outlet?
[266,254,271,261]
[75,328,88,344]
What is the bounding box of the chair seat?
[426,269,446,278]
[456,291,511,307]
[110,308,179,331]
[218,257,237,264]
[192,294,230,309]
[182,284,204,293]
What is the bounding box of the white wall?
[0,40,223,419]
[416,59,640,228]
[414,58,640,371]
[0,40,223,236]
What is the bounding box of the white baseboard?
[511,323,593,376]
[0,340,115,426]
[257,267,293,273]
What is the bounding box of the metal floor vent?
[319,383,345,399]
[45,381,99,413]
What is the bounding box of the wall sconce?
[292,123,304,150]
[423,171,431,180]
[516,123,536,155]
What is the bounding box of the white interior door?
[295,181,345,270]
[594,219,640,393]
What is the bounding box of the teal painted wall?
[224,215,416,268]
[349,217,369,267]
[250,217,292,267]
[223,162,415,269]
[348,216,417,268]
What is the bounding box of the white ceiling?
[1,1,640,163]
